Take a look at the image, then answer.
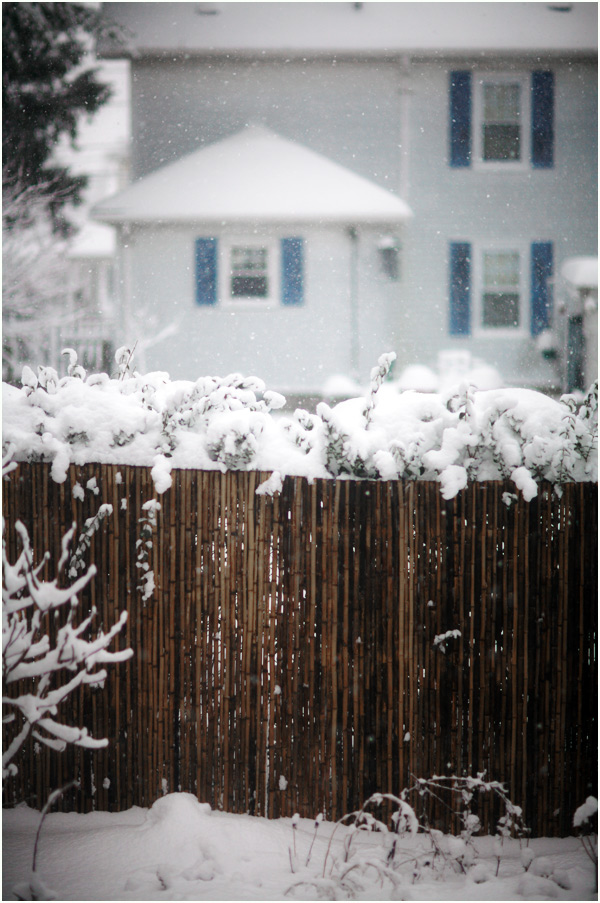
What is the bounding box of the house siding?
[399,57,597,386]
[122,223,398,390]
[130,57,405,192]
[110,27,596,390]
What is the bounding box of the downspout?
[348,226,359,381]
[119,222,134,352]
[399,54,411,202]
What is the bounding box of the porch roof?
[92,126,412,226]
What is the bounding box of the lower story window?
[481,250,521,328]
[449,240,553,337]
[195,236,304,306]
[230,246,269,298]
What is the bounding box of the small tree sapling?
[12,780,80,901]
[2,518,133,778]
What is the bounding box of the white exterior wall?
[114,48,596,391]
[119,222,402,391]
[400,57,597,386]
[130,57,405,191]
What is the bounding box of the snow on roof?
[560,256,598,288]
[99,2,598,58]
[92,126,412,225]
[67,222,116,260]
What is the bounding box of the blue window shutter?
[281,237,304,306]
[449,243,471,335]
[195,238,217,305]
[530,242,553,335]
[449,71,472,167]
[531,71,554,168]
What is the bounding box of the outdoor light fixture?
[195,3,220,15]
[378,235,401,280]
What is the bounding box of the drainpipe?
[399,54,411,202]
[119,223,133,347]
[348,226,359,381]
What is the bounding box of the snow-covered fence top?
[3,351,597,499]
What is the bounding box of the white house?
[95,1,598,394]
[93,125,411,391]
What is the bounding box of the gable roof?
[92,126,412,225]
[99,2,597,58]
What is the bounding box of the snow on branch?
[1,349,597,499]
[2,520,133,778]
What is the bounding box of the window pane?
[231,275,268,297]
[483,251,520,286]
[484,83,520,121]
[231,247,267,272]
[483,124,520,160]
[482,292,520,328]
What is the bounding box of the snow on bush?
[573,796,598,872]
[573,796,598,829]
[286,776,533,899]
[2,349,597,498]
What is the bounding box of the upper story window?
[479,79,525,163]
[449,70,554,169]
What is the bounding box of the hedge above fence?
[2,350,597,499]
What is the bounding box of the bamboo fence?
[2,463,597,837]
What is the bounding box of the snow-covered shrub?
[2,519,133,778]
[282,408,320,456]
[573,796,598,876]
[317,353,396,477]
[2,349,597,499]
[286,776,531,899]
[316,401,379,479]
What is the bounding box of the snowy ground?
[2,793,596,901]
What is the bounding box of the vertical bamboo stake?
[397,481,407,792]
[257,472,266,817]
[407,482,416,787]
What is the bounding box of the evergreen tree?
[2,2,111,232]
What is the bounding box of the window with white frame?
[230,245,269,298]
[480,249,523,330]
[474,74,530,165]
[222,239,278,304]
[449,240,553,337]
[195,236,304,307]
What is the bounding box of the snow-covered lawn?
[2,793,596,901]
